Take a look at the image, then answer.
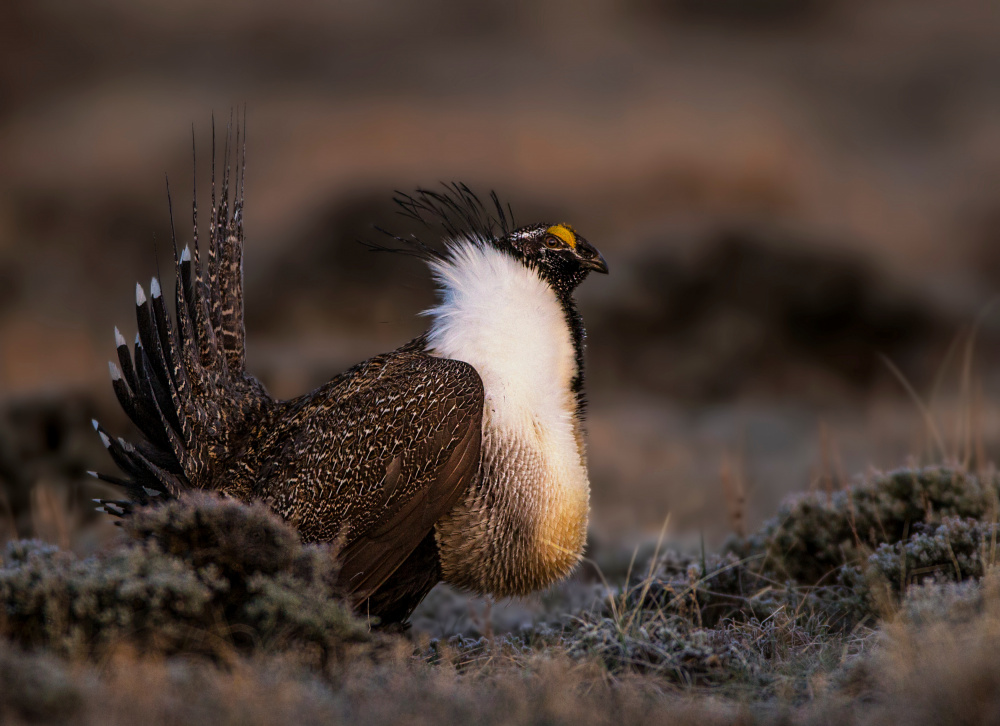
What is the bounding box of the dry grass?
[3,569,1000,725]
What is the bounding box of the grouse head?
[382,184,609,295]
[501,223,608,294]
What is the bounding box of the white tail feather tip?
[99,432,111,448]
[109,361,121,381]
[91,419,99,431]
[136,283,146,306]
[150,277,161,298]
[181,246,191,263]
[114,327,126,347]
[87,471,98,479]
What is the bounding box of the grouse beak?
[575,238,609,274]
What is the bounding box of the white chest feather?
[425,243,578,434]
[424,241,590,597]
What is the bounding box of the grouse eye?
[543,236,562,249]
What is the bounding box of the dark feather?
[370,183,515,261]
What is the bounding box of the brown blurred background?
[2,0,1000,557]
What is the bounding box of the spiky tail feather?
[93,113,274,517]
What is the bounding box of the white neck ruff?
[424,241,579,436]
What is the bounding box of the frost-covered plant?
[552,467,1000,686]
[747,467,1000,584]
[865,517,1000,594]
[565,612,739,682]
[608,548,865,633]
[0,494,372,661]
[900,576,990,626]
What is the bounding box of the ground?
[3,449,1000,724]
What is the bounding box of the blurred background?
[2,0,1000,581]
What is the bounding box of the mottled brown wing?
[337,403,480,607]
[248,351,484,611]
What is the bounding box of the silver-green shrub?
[0,494,371,661]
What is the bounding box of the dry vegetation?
[2,465,1000,724]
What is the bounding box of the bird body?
[92,124,607,624]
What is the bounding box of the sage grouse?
[92,126,608,624]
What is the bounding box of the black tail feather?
[150,275,196,448]
[110,361,148,436]
[115,328,142,397]
[135,283,184,437]
[93,420,153,488]
[89,470,132,489]
[92,114,273,514]
[133,339,176,450]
